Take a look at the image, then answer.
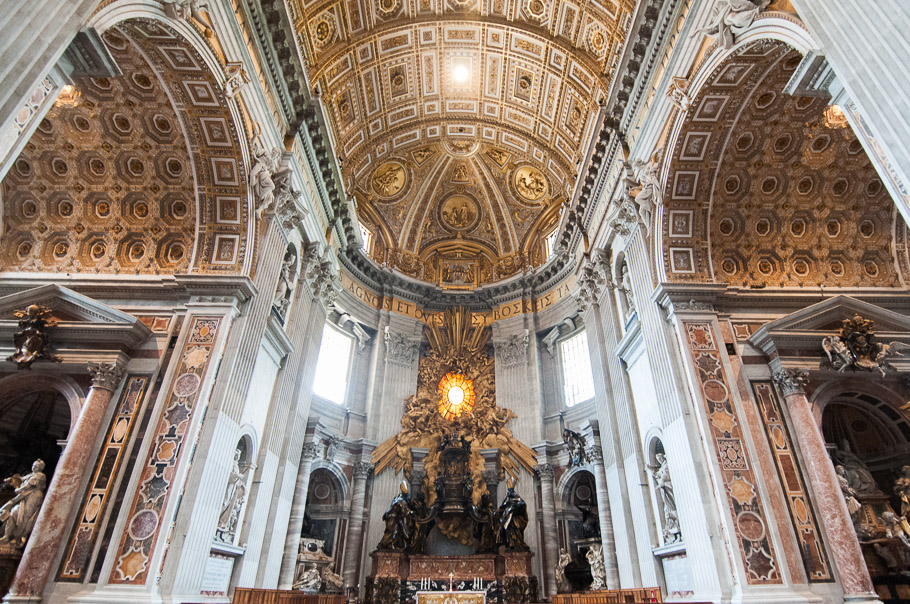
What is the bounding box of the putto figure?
[0,459,47,550]
[8,305,60,369]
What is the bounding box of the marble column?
[535,463,559,597]
[278,442,321,588]
[772,369,878,603]
[588,445,620,589]
[342,461,373,588]
[6,362,123,602]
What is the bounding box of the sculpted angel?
[693,0,770,50]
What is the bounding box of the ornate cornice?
[772,369,809,397]
[88,362,123,392]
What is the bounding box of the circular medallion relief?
[513,165,548,202]
[128,509,159,541]
[371,161,407,198]
[440,195,479,230]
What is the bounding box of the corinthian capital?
[88,362,124,392]
[534,463,555,480]
[353,461,374,478]
[773,368,809,396]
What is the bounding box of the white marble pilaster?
[277,442,321,588]
[341,461,373,588]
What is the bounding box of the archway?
[659,38,907,288]
[301,467,346,559]
[0,18,252,276]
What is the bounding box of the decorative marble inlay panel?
[109,317,221,585]
[0,20,249,275]
[683,321,781,584]
[58,376,149,581]
[751,380,832,582]
[663,40,906,288]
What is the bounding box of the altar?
[416,591,485,604]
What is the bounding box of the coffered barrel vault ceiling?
[288,0,636,286]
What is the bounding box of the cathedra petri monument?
[366,308,543,604]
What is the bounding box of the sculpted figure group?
[0,459,47,550]
[377,477,530,554]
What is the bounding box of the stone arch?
[657,31,908,288]
[0,373,85,479]
[302,464,349,558]
[0,11,253,276]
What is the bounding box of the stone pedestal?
[0,551,21,598]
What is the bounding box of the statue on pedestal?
[894,465,910,517]
[496,478,529,552]
[471,492,498,553]
[0,460,46,550]
[556,548,571,593]
[407,492,431,554]
[648,453,682,544]
[586,544,607,590]
[377,481,414,551]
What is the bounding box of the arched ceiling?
[289,0,636,286]
[0,20,250,276]
[662,39,908,288]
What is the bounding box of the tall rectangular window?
[560,330,595,407]
[312,324,353,405]
[544,227,559,259]
[359,222,373,254]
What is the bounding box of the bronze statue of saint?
[496,478,529,552]
[408,493,432,554]
[377,480,413,551]
[472,493,497,553]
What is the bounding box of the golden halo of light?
[437,372,475,420]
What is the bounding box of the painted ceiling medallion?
[514,165,548,202]
[438,372,475,420]
[371,161,407,198]
[440,195,479,230]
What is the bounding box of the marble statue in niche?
[622,149,663,231]
[215,448,247,543]
[272,247,298,320]
[648,452,682,544]
[586,544,607,590]
[836,465,863,523]
[830,440,881,496]
[0,459,46,550]
[250,131,286,219]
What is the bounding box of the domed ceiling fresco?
[288,0,636,287]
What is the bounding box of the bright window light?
[359,222,373,254]
[544,227,559,259]
[561,330,595,407]
[453,64,470,82]
[313,324,353,405]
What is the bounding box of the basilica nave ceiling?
[290,0,636,286]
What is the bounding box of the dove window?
[560,329,595,407]
[312,324,354,405]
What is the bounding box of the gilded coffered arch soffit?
[290,0,636,286]
[0,19,251,276]
[660,38,908,287]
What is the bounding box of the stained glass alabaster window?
[437,372,475,420]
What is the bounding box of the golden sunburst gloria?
[437,372,475,420]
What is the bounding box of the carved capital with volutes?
[773,368,809,397]
[88,362,124,392]
[353,461,374,479]
[534,463,555,481]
